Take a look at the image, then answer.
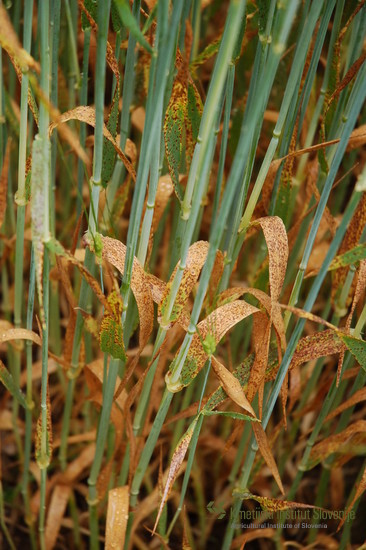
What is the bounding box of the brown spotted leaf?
[159,241,224,329]
[309,420,366,467]
[290,329,345,371]
[251,216,288,303]
[99,291,126,361]
[233,490,325,513]
[325,387,366,423]
[211,356,256,417]
[153,416,199,533]
[166,300,259,392]
[251,422,284,494]
[88,234,154,355]
[105,486,129,550]
[49,106,136,182]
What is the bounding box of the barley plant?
[1,0,366,548]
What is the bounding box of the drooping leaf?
[309,420,366,468]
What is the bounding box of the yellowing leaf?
[211,356,256,417]
[105,486,129,550]
[99,291,126,361]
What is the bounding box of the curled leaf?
[211,356,256,417]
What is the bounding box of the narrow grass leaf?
[202,410,259,422]
[105,486,129,550]
[113,0,153,53]
[0,327,41,346]
[325,388,366,422]
[309,421,366,466]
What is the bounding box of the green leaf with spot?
[202,410,260,422]
[99,291,126,361]
[338,333,366,370]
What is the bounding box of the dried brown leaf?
[310,420,366,464]
[105,486,129,550]
[45,485,71,550]
[0,327,41,347]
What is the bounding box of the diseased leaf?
[105,486,129,550]
[309,420,366,467]
[49,106,136,182]
[99,291,126,361]
[153,416,199,533]
[47,238,113,315]
[151,175,174,233]
[251,216,288,303]
[211,356,256,417]
[88,234,154,356]
[233,489,325,514]
[290,329,345,371]
[159,241,224,329]
[35,385,53,470]
[325,387,366,422]
[337,333,366,370]
[166,300,259,392]
[332,193,366,305]
[306,243,366,277]
[202,410,259,422]
[252,422,284,494]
